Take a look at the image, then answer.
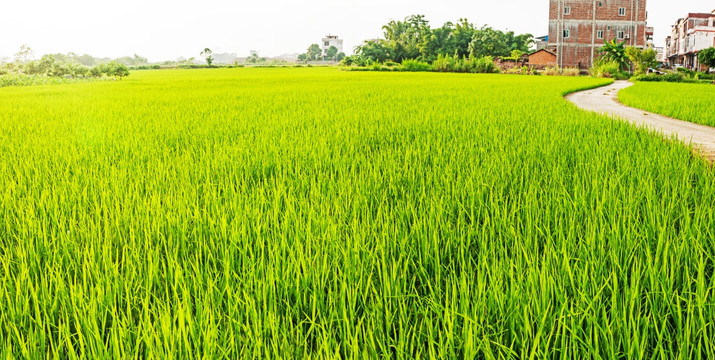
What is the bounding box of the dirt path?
[566,81,715,163]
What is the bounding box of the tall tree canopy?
[698,47,715,74]
[354,15,533,63]
[307,44,322,61]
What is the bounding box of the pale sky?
[1,0,712,62]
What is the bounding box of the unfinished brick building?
[548,0,651,69]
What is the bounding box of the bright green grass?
[1,68,714,358]
[619,81,715,127]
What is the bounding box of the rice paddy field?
[1,68,715,358]
[618,81,715,127]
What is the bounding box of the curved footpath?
[566,81,715,163]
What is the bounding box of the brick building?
[528,49,558,69]
[548,0,650,69]
[665,10,715,70]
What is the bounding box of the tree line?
[297,44,346,62]
[348,15,534,64]
[1,45,131,78]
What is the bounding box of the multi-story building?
[665,10,715,70]
[548,0,649,69]
[321,35,343,59]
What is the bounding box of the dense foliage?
[1,68,714,358]
[619,81,715,127]
[353,15,533,63]
[698,47,715,73]
[625,46,657,76]
[432,54,498,73]
[1,52,130,80]
[596,40,629,71]
[0,73,103,87]
[8,45,148,67]
[589,60,630,79]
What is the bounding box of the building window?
[618,8,626,16]
[597,30,604,39]
[607,26,611,30]
[598,1,603,6]
[564,6,570,15]
[563,29,570,39]
[324,41,330,46]
[617,31,625,39]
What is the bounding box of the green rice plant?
[0,68,714,358]
[619,81,715,127]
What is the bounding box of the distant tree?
[452,18,478,58]
[469,26,510,58]
[326,46,338,60]
[307,44,322,61]
[699,47,715,74]
[625,46,657,75]
[297,53,308,63]
[418,22,454,62]
[506,32,535,53]
[354,40,391,63]
[336,52,346,61]
[77,54,95,66]
[505,49,525,61]
[105,62,130,78]
[381,15,430,62]
[14,44,33,63]
[201,48,214,66]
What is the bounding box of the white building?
[321,35,343,59]
[665,10,715,69]
[655,47,665,63]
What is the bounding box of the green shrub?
[432,54,456,72]
[694,72,714,80]
[0,73,99,87]
[400,59,432,72]
[471,56,498,73]
[590,61,629,79]
[633,73,684,82]
[676,67,695,77]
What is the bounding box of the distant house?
[321,35,344,59]
[548,0,650,69]
[527,49,557,69]
[665,10,715,70]
[534,35,549,50]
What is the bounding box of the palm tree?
[597,39,628,71]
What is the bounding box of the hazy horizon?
[2,0,712,62]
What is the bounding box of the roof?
[528,49,556,57]
[687,13,712,19]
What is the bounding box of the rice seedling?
[0,68,713,358]
[619,81,715,127]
